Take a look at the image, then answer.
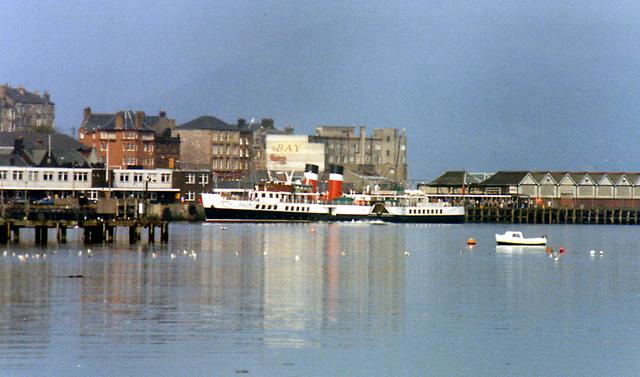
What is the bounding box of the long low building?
[420,171,640,208]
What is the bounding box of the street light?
[143,176,151,218]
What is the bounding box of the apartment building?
[309,126,407,187]
[78,108,156,169]
[0,84,55,132]
[173,116,252,181]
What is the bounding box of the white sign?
[266,135,325,172]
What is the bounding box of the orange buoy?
[466,238,476,246]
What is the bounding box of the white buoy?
[590,250,596,255]
[170,253,176,259]
[295,255,300,261]
[404,250,410,257]
[340,251,346,256]
[599,250,604,256]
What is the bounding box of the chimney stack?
[83,107,92,121]
[115,111,124,129]
[135,111,145,129]
[327,165,344,201]
[303,164,319,192]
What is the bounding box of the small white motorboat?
[495,231,547,246]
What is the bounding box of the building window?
[124,132,137,140]
[119,173,129,182]
[161,173,170,183]
[58,172,68,181]
[185,191,195,201]
[43,172,54,181]
[0,170,6,180]
[134,173,143,182]
[386,150,390,157]
[186,173,196,184]
[123,143,137,151]
[27,171,37,181]
[73,172,88,181]
[199,174,209,184]
[100,142,107,151]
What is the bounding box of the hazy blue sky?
[3,0,640,181]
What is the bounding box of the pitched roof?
[0,152,28,166]
[426,171,483,186]
[479,171,530,186]
[81,111,155,132]
[0,132,86,150]
[176,116,239,131]
[0,85,54,105]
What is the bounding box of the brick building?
[78,108,156,169]
[0,84,55,132]
[147,110,179,169]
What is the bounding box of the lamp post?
[143,176,151,219]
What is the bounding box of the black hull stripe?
[204,207,465,223]
[496,242,546,246]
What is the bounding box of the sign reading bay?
[266,135,325,172]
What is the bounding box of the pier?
[0,201,169,245]
[0,219,169,245]
[465,207,640,225]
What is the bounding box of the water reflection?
[0,223,406,371]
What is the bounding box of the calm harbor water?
[0,222,638,376]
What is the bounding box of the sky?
[3,0,640,182]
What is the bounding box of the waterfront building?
[309,126,408,188]
[0,84,55,132]
[419,171,491,194]
[172,169,215,202]
[173,116,249,180]
[422,170,640,208]
[0,133,96,202]
[105,168,177,202]
[78,108,157,169]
